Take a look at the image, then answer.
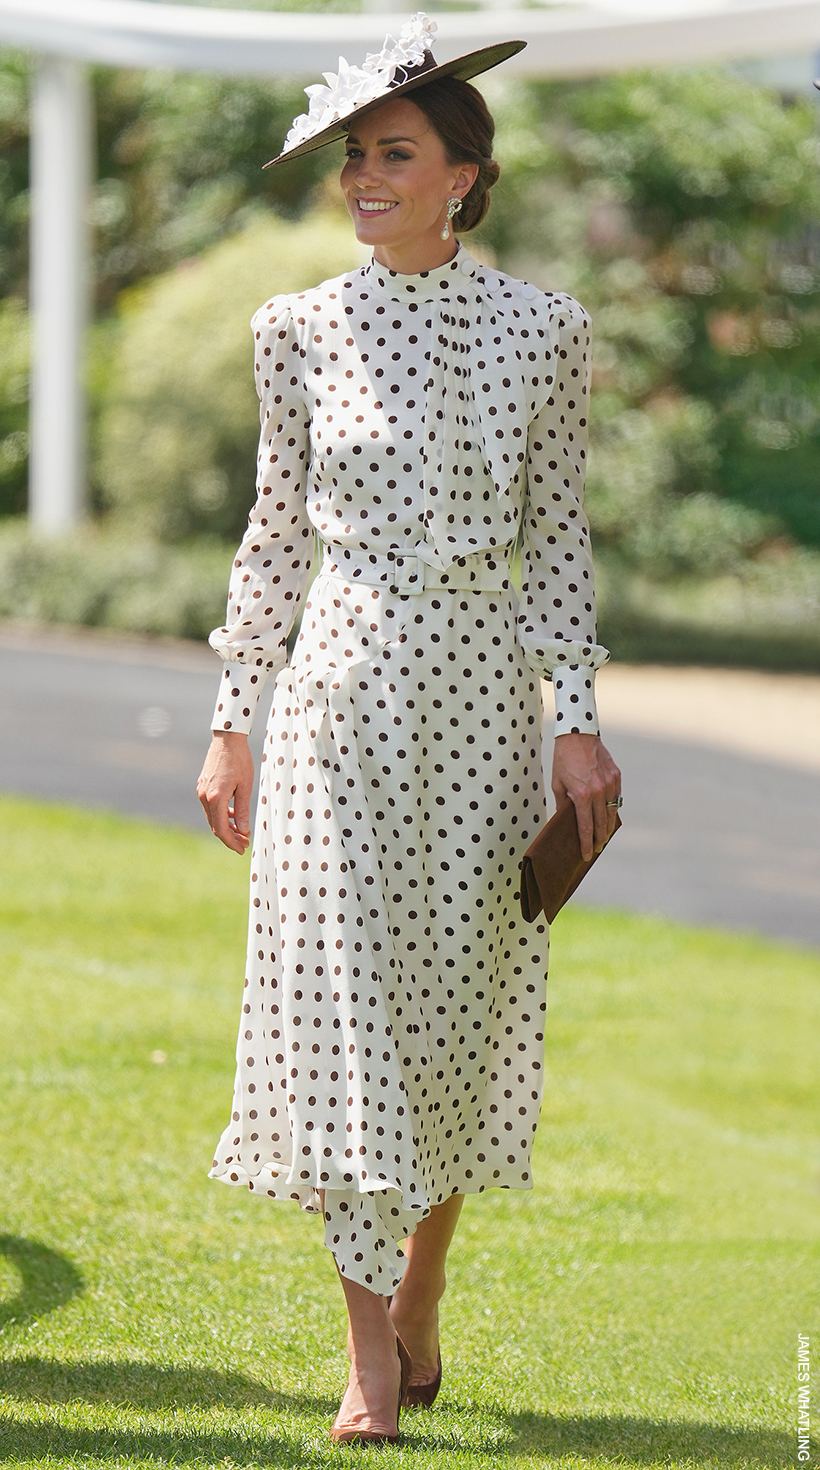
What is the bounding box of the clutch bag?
[519,799,622,924]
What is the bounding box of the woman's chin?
[353,218,400,246]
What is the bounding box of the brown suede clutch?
[519,799,622,923]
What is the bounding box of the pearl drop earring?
[441,197,463,241]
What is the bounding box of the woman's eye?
[343,146,409,162]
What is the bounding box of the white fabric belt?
[320,544,513,597]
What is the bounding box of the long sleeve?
[210,296,314,734]
[516,296,610,735]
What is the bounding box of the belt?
[320,544,513,597]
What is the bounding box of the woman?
[197,12,621,1445]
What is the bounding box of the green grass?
[0,793,818,1469]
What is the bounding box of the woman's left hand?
[551,732,622,864]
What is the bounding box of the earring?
[440,196,463,241]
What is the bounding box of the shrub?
[0,295,29,517]
[94,209,357,543]
[0,518,232,639]
[480,66,820,574]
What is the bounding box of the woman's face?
[340,97,478,272]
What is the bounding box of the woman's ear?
[453,162,479,198]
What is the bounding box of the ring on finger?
[606,795,623,809]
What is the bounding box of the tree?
[481,67,820,577]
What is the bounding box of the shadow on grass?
[0,1357,331,1414]
[0,1398,813,1467]
[505,1410,814,1467]
[0,1421,326,1467]
[0,1237,84,1331]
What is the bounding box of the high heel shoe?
[387,1295,443,1410]
[330,1334,412,1445]
[403,1348,442,1410]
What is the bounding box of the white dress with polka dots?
[207,245,609,1293]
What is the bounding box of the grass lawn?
[0,792,817,1469]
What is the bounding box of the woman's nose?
[353,153,382,187]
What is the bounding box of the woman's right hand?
[196,731,254,854]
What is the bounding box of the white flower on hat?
[282,12,437,156]
[306,56,389,123]
[399,11,438,56]
[363,12,437,75]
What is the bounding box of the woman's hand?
[551,732,621,864]
[196,731,254,854]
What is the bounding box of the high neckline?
[366,245,478,303]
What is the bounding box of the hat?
[264,12,525,169]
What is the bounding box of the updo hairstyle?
[409,76,500,232]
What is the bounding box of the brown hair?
[408,76,500,233]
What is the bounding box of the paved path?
[563,664,820,948]
[1,622,818,949]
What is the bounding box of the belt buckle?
[387,551,421,596]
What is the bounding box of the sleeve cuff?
[552,664,600,736]
[211,661,272,735]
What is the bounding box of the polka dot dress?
[208,245,609,1293]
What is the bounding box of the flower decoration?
[282,12,437,155]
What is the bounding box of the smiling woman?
[195,10,620,1448]
[341,95,479,272]
[340,78,499,273]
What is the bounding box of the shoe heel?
[396,1333,412,1417]
[403,1347,442,1409]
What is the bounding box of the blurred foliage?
[92,68,337,308]
[0,50,29,300]
[0,296,28,516]
[95,208,357,543]
[479,67,820,580]
[1,46,820,656]
[0,51,337,306]
[594,541,820,669]
[0,46,340,515]
[0,517,231,639]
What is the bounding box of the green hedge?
[94,209,358,544]
[0,519,231,640]
[597,548,820,670]
[0,296,28,517]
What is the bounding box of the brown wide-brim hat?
[264,27,526,170]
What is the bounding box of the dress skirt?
[209,552,551,1293]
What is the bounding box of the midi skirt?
[209,551,551,1292]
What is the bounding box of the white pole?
[29,55,91,534]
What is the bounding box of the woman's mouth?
[356,199,398,214]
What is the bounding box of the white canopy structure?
[3,0,820,77]
[0,0,818,531]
